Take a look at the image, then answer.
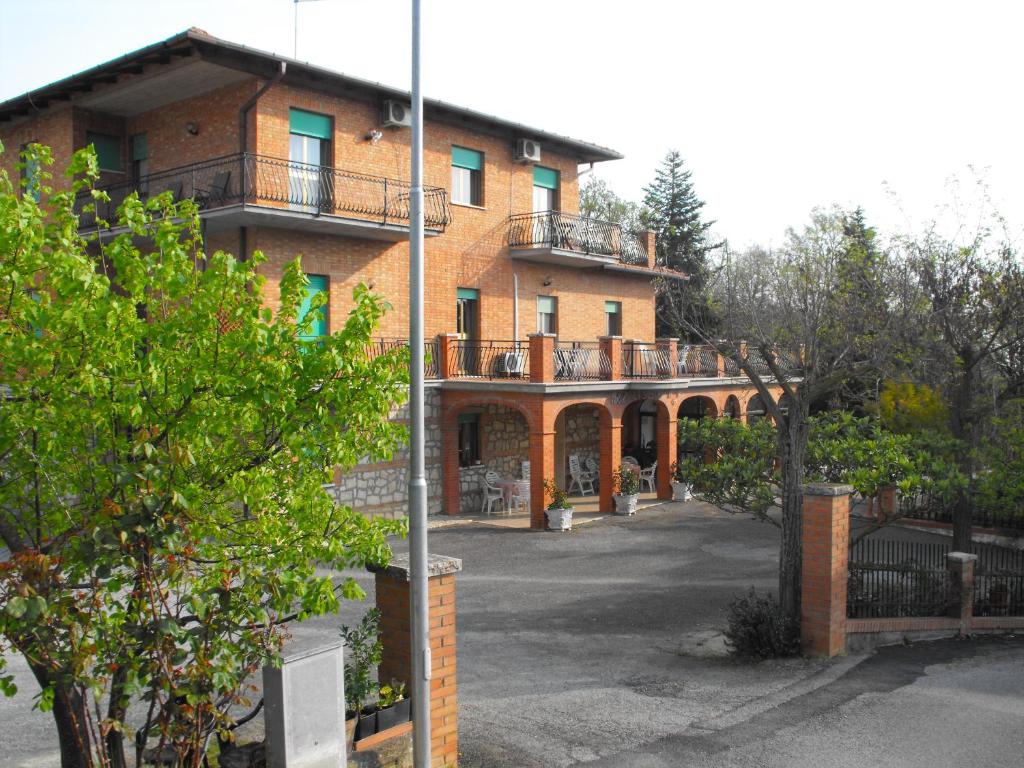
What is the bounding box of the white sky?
[2,0,1021,248]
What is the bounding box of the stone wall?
[457,403,529,513]
[563,406,600,476]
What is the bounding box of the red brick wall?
[0,109,75,193]
[800,486,851,657]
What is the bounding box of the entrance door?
[456,288,480,375]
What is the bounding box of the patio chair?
[585,457,600,491]
[195,170,232,208]
[481,470,508,516]
[639,460,658,493]
[511,479,530,514]
[567,454,595,495]
[521,460,531,480]
[621,455,640,468]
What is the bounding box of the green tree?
[0,144,408,768]
[642,150,721,339]
[579,176,641,233]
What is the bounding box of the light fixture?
[542,276,552,287]
[366,129,383,144]
[185,122,199,136]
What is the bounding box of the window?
[289,108,332,209]
[605,301,622,336]
[532,166,559,212]
[131,133,149,191]
[451,146,483,206]
[458,413,481,467]
[21,143,41,202]
[298,274,329,341]
[86,132,122,172]
[537,295,557,334]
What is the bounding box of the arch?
[677,395,719,421]
[724,395,741,419]
[746,393,767,424]
[443,395,536,434]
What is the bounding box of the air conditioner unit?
[381,100,412,128]
[495,351,526,377]
[514,138,541,163]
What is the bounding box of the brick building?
[0,28,777,528]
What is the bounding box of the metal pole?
[408,0,431,766]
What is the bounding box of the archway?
[678,395,720,465]
[746,394,767,425]
[446,401,531,514]
[623,398,662,467]
[724,395,741,419]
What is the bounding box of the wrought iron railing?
[507,211,648,266]
[553,341,610,381]
[76,153,451,231]
[847,538,955,619]
[369,338,439,379]
[677,345,720,377]
[974,548,1024,617]
[447,340,529,379]
[623,341,670,378]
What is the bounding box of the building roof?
[0,28,623,164]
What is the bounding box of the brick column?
[947,552,977,634]
[655,404,677,500]
[599,410,623,514]
[716,348,727,378]
[529,419,556,530]
[641,230,657,268]
[441,424,460,516]
[878,486,897,520]
[800,483,852,657]
[436,333,459,380]
[599,335,622,380]
[373,554,463,768]
[656,338,678,378]
[529,333,556,383]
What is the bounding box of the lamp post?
[408,1,431,766]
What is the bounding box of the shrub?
[723,589,801,660]
[341,608,383,714]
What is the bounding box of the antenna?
[293,0,328,59]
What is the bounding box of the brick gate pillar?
[947,552,978,634]
[373,554,463,768]
[441,423,460,516]
[656,404,677,500]
[800,483,853,657]
[599,410,623,514]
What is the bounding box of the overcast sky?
[2,0,1021,248]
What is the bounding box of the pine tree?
[642,150,722,338]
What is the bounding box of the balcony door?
[288,108,332,213]
[532,166,559,245]
[456,288,480,375]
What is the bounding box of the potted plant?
[613,465,641,515]
[671,459,692,501]
[341,609,382,742]
[544,479,574,531]
[375,680,411,731]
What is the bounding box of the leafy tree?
[579,176,640,233]
[642,150,722,339]
[876,380,949,435]
[0,144,408,768]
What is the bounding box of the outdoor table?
[495,478,519,505]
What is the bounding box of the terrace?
[507,211,654,271]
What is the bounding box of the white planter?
[613,493,639,515]
[545,506,574,531]
[671,482,692,502]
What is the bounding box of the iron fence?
[507,211,648,266]
[623,341,670,378]
[369,338,439,379]
[898,491,1024,532]
[974,547,1024,616]
[76,153,451,231]
[447,339,529,379]
[677,345,720,377]
[847,538,955,618]
[553,341,610,381]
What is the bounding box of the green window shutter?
[131,133,148,161]
[298,274,329,340]
[538,296,556,314]
[451,146,482,171]
[457,287,480,300]
[533,166,559,190]
[605,301,620,314]
[87,132,122,172]
[289,108,332,140]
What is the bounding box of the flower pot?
[355,707,377,740]
[613,493,639,515]
[545,506,573,531]
[671,482,691,502]
[376,697,411,732]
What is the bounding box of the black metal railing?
[553,341,610,381]
[369,338,439,379]
[76,153,451,231]
[507,211,648,266]
[623,341,670,378]
[974,548,1024,617]
[677,345,720,377]
[898,491,1024,532]
[847,538,955,619]
[447,339,529,379]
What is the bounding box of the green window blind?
[298,275,328,340]
[451,146,482,171]
[87,132,122,172]
[605,301,620,314]
[537,296,556,314]
[457,287,480,300]
[289,108,332,140]
[533,166,559,190]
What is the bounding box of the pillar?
[529,425,556,530]
[641,230,657,268]
[656,404,677,500]
[373,554,463,768]
[599,335,622,381]
[878,486,897,520]
[599,410,623,514]
[800,483,852,657]
[656,338,678,378]
[436,333,459,380]
[529,333,556,383]
[441,424,460,516]
[947,552,977,634]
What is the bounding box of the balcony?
[77,153,451,241]
[507,211,651,270]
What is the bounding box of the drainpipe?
[237,60,287,200]
[513,273,520,344]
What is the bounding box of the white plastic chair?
[521,460,531,480]
[567,454,596,495]
[511,479,530,513]
[481,470,508,515]
[621,455,640,468]
[585,457,600,491]
[639,460,658,493]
